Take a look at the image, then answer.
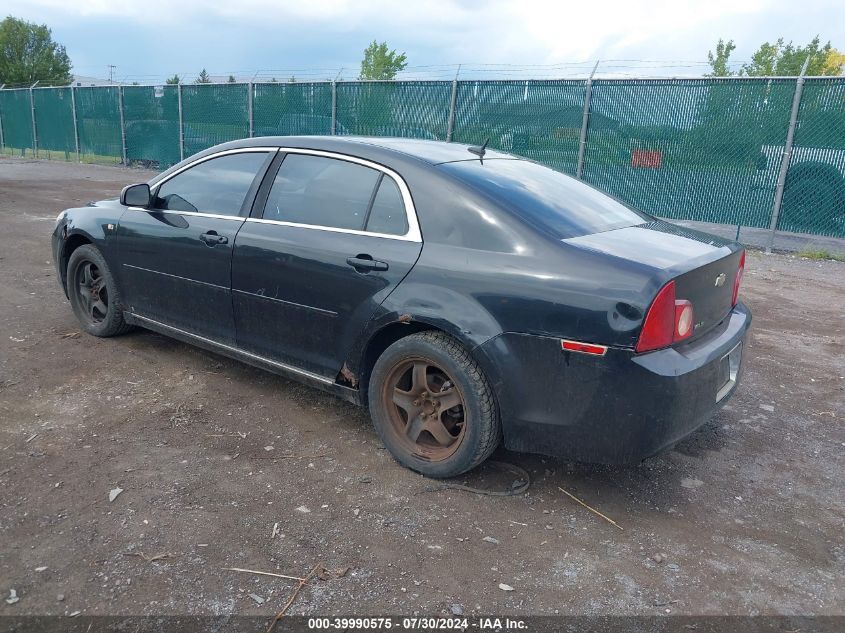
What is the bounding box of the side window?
[263,154,380,230]
[152,152,269,216]
[365,176,408,236]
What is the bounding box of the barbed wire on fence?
[0,58,770,88]
[0,73,842,243]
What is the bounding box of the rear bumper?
[475,302,751,463]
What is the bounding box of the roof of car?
[222,135,516,165]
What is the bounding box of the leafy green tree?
[823,49,845,74]
[359,40,407,80]
[706,38,736,76]
[165,74,181,84]
[741,36,842,76]
[0,16,72,85]
[195,68,211,84]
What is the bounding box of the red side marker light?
[732,250,745,307]
[561,340,608,356]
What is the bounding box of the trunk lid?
[564,220,743,343]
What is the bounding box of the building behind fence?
[1,77,844,240]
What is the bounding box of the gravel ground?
[0,157,843,618]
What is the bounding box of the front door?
[232,151,422,377]
[116,150,274,344]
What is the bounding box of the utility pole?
[108,65,117,83]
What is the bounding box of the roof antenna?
[468,137,489,164]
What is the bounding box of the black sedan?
[52,137,750,478]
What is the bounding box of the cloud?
[3,0,842,80]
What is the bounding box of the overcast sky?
[6,0,844,82]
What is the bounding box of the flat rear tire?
[368,331,501,478]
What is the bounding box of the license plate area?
[716,342,742,402]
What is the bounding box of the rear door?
[116,149,275,344]
[231,150,422,378]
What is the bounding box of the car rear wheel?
[368,331,501,478]
[67,244,133,337]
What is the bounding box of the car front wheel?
[67,244,132,337]
[368,331,501,478]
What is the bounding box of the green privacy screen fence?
[1,77,844,239]
[453,80,587,173]
[123,84,180,167]
[584,79,797,230]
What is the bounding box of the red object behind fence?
[631,149,663,168]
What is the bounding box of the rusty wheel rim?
[381,356,467,462]
[75,260,108,325]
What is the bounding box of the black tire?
[66,244,133,337]
[368,331,501,478]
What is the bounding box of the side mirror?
[120,183,151,208]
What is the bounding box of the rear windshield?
[438,159,649,239]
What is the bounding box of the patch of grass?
[797,249,845,262]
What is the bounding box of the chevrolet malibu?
[52,137,750,478]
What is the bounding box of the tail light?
[732,250,745,306]
[635,281,695,353]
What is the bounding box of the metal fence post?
[118,85,128,165]
[446,79,458,142]
[0,84,5,152]
[766,58,809,253]
[248,82,254,138]
[70,85,80,162]
[331,81,337,135]
[177,83,185,162]
[29,81,39,157]
[576,61,600,180]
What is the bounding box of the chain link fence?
[453,80,586,173]
[74,86,123,163]
[253,82,333,137]
[123,84,181,168]
[181,83,249,156]
[585,78,797,230]
[32,87,76,159]
[336,81,452,139]
[778,78,845,237]
[0,88,34,155]
[1,77,844,240]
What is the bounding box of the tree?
[740,36,843,76]
[706,38,736,76]
[0,16,72,85]
[359,40,407,80]
[227,74,236,83]
[166,74,181,84]
[195,68,211,84]
[823,49,845,75]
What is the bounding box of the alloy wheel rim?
[76,261,109,324]
[381,357,467,461]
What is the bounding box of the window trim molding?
[133,146,422,242]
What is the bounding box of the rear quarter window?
[365,176,408,236]
[438,159,649,239]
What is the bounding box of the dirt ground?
[1,157,843,618]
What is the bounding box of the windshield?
[438,159,649,239]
